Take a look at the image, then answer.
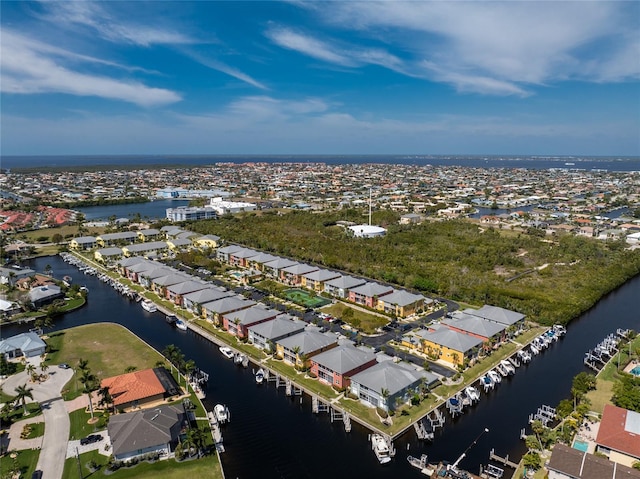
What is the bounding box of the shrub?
[376,407,388,419]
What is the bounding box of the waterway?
[77,199,190,221]
[3,255,639,479]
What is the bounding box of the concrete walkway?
[1,365,74,479]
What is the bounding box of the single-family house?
[0,299,21,317]
[400,213,422,225]
[276,330,338,369]
[0,332,47,359]
[309,344,377,389]
[546,443,640,479]
[248,315,307,352]
[348,282,393,308]
[222,305,279,338]
[201,296,255,324]
[323,275,366,299]
[595,405,640,467]
[101,367,182,412]
[28,284,64,308]
[376,289,428,318]
[301,269,342,292]
[69,236,97,250]
[349,361,437,412]
[0,267,36,287]
[108,404,187,462]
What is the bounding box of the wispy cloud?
[1,30,181,107]
[285,1,639,95]
[180,50,269,90]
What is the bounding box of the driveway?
[1,365,74,479]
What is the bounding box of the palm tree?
[380,387,390,410]
[77,358,89,373]
[187,425,208,457]
[98,386,114,413]
[79,368,98,419]
[13,384,34,415]
[26,364,36,377]
[40,362,49,376]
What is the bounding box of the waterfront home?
[0,298,20,317]
[122,241,168,258]
[349,360,437,412]
[182,287,233,315]
[229,247,259,268]
[137,266,175,289]
[595,405,640,467]
[101,367,182,412]
[464,305,526,329]
[165,280,210,306]
[121,258,160,282]
[222,305,279,338]
[96,231,138,247]
[108,404,188,462]
[246,252,278,271]
[0,331,47,359]
[441,311,506,343]
[376,289,428,318]
[280,263,319,286]
[0,267,36,286]
[149,272,192,296]
[276,330,338,369]
[69,236,97,250]
[262,258,298,279]
[28,284,64,308]
[166,237,193,252]
[94,247,123,264]
[137,228,161,242]
[309,344,377,389]
[301,269,342,292]
[216,245,244,263]
[201,296,255,324]
[348,282,393,308]
[413,326,483,368]
[323,275,366,298]
[248,314,307,352]
[546,443,640,479]
[193,234,221,249]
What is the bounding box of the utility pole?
[76,447,83,479]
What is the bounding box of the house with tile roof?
[309,344,377,389]
[546,443,640,479]
[349,360,437,412]
[348,282,393,308]
[248,315,307,352]
[595,405,640,467]
[101,367,182,411]
[276,329,338,369]
[376,289,429,318]
[301,269,342,292]
[323,275,366,298]
[222,305,279,338]
[0,332,47,359]
[108,404,187,461]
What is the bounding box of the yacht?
[214,404,230,424]
[219,346,235,360]
[370,434,392,464]
[141,299,157,313]
[255,368,265,384]
[175,319,188,331]
[465,386,480,403]
[487,369,502,384]
[499,359,515,375]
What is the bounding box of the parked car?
[31,471,43,479]
[58,363,70,369]
[80,434,102,446]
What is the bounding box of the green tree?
[13,384,34,415]
[523,452,542,470]
[79,367,99,419]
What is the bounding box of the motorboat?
[62,275,72,286]
[141,299,157,313]
[517,349,532,363]
[553,324,567,337]
[165,313,177,324]
[219,346,235,359]
[175,319,188,331]
[487,369,502,384]
[255,368,265,384]
[214,404,229,424]
[407,454,434,475]
[500,359,515,375]
[234,352,247,365]
[465,386,480,403]
[370,434,392,464]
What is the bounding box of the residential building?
[101,367,182,412]
[216,245,244,263]
[94,247,123,263]
[546,443,640,479]
[276,330,338,369]
[323,275,366,298]
[200,296,255,324]
[413,326,483,367]
[69,236,97,250]
[301,269,342,292]
[309,344,377,389]
[441,311,507,342]
[280,263,319,286]
[122,241,168,258]
[28,284,64,308]
[376,289,428,318]
[348,282,393,308]
[464,305,526,329]
[96,231,138,247]
[262,258,298,279]
[222,305,279,338]
[182,287,233,315]
[0,332,47,359]
[595,405,640,467]
[165,206,217,222]
[193,234,221,249]
[165,280,210,306]
[248,314,306,351]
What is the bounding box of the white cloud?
[179,50,269,90]
[266,27,354,66]
[288,1,639,95]
[1,30,181,107]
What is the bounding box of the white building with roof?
[348,224,386,238]
[0,331,47,359]
[209,197,256,215]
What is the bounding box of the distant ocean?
[1,154,639,172]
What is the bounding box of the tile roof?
[596,405,640,459]
[101,368,166,406]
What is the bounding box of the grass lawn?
[69,408,109,441]
[62,452,223,479]
[45,323,168,399]
[22,421,45,439]
[321,303,388,334]
[265,359,339,399]
[3,448,40,479]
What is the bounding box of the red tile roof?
[101,368,165,406]
[596,404,640,459]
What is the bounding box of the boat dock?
[488,448,518,469]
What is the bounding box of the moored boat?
[62,275,72,286]
[175,319,188,331]
[370,433,392,464]
[214,404,230,424]
[255,368,265,384]
[219,346,234,359]
[166,313,177,324]
[141,299,157,313]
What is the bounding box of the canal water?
[3,255,639,479]
[77,199,190,221]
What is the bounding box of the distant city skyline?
[1,1,639,156]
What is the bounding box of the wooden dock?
[488,448,518,469]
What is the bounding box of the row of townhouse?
[117,256,439,412]
[401,306,526,368]
[216,244,433,318]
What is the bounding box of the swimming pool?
[573,439,589,452]
[631,365,640,377]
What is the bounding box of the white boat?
[529,344,539,355]
[370,434,392,464]
[175,319,188,331]
[141,299,157,313]
[62,275,72,287]
[553,324,567,337]
[234,352,247,365]
[487,369,502,384]
[255,368,265,384]
[465,386,480,403]
[219,346,234,360]
[214,404,229,424]
[407,454,434,475]
[500,359,515,375]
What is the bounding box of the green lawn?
[22,421,45,439]
[61,450,223,479]
[2,448,41,479]
[68,408,109,441]
[321,302,388,334]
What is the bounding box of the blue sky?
[1,1,639,156]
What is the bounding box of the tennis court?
[283,288,331,308]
